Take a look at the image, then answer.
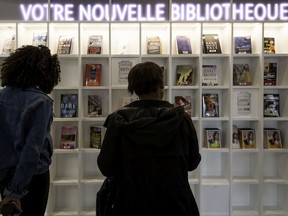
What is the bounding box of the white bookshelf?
[0,18,288,216]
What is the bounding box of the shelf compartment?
[232,151,260,182]
[231,183,260,215]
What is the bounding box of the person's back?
[97,62,201,216]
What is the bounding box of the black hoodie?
[97,100,201,216]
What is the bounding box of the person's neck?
[139,92,162,100]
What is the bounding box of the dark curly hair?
[1,45,61,94]
[128,61,164,96]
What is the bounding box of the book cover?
[2,34,16,54]
[90,125,102,148]
[233,63,252,86]
[60,94,78,118]
[118,60,133,84]
[57,35,73,54]
[202,93,219,117]
[204,128,222,148]
[176,35,192,54]
[238,128,256,149]
[232,125,241,149]
[234,35,252,54]
[32,32,47,47]
[87,35,102,54]
[202,65,218,86]
[147,36,161,54]
[263,128,282,149]
[84,64,102,86]
[263,94,280,117]
[237,92,251,115]
[202,34,222,54]
[60,125,77,149]
[175,96,192,117]
[88,95,102,117]
[263,37,275,54]
[176,65,193,86]
[264,62,277,86]
[121,96,138,107]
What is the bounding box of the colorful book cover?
[233,63,252,86]
[147,36,161,54]
[234,35,252,54]
[60,94,78,118]
[57,35,73,54]
[264,62,277,86]
[84,64,102,86]
[90,125,102,148]
[176,65,193,86]
[32,32,47,46]
[202,93,219,117]
[60,126,77,149]
[88,95,102,117]
[175,96,192,117]
[205,128,222,148]
[87,35,102,54]
[263,37,275,54]
[176,35,192,54]
[202,34,222,54]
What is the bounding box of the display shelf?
[0,14,288,216]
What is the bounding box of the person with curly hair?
[0,45,61,216]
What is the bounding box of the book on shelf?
[263,128,282,149]
[121,96,138,107]
[264,62,277,86]
[263,37,275,54]
[176,65,194,86]
[57,35,73,54]
[233,63,252,86]
[174,96,192,117]
[90,125,102,149]
[237,92,251,115]
[2,34,16,54]
[202,65,218,86]
[232,125,241,149]
[234,35,252,54]
[176,35,192,54]
[60,94,78,118]
[118,60,133,84]
[60,125,77,149]
[87,35,102,54]
[32,32,47,47]
[204,128,222,148]
[147,36,161,54]
[202,34,222,54]
[202,93,219,117]
[263,94,280,117]
[238,128,256,149]
[84,64,102,86]
[88,95,102,117]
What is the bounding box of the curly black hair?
[128,61,164,96]
[1,45,61,94]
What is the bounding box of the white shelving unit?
[1,11,288,216]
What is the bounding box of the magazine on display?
[202,65,218,86]
[233,63,252,86]
[232,125,240,149]
[204,128,222,148]
[147,36,161,54]
[263,37,275,54]
[60,126,77,149]
[202,93,219,117]
[202,34,222,54]
[84,64,102,86]
[234,35,252,54]
[264,62,277,86]
[57,35,73,54]
[2,34,16,54]
[174,96,192,117]
[32,32,47,47]
[176,65,194,86]
[87,35,102,54]
[263,94,280,117]
[238,128,256,149]
[176,35,192,54]
[263,128,282,149]
[60,94,78,118]
[88,95,102,117]
[90,125,102,149]
[237,92,251,115]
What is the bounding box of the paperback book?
[237,92,251,115]
[88,95,102,117]
[57,35,73,54]
[202,34,222,54]
[32,32,47,46]
[234,35,252,54]
[90,125,102,149]
[264,62,277,86]
[84,64,102,86]
[204,128,222,148]
[118,60,133,84]
[263,128,282,149]
[176,35,192,54]
[263,94,280,117]
[87,35,102,54]
[60,94,78,118]
[147,36,161,54]
[60,126,77,149]
[202,65,218,86]
[175,96,192,117]
[233,63,252,86]
[202,93,219,117]
[176,65,194,86]
[263,37,275,54]
[232,125,240,149]
[2,34,16,54]
[238,128,256,149]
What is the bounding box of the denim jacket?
[0,86,54,198]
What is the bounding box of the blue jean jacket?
[0,86,54,198]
